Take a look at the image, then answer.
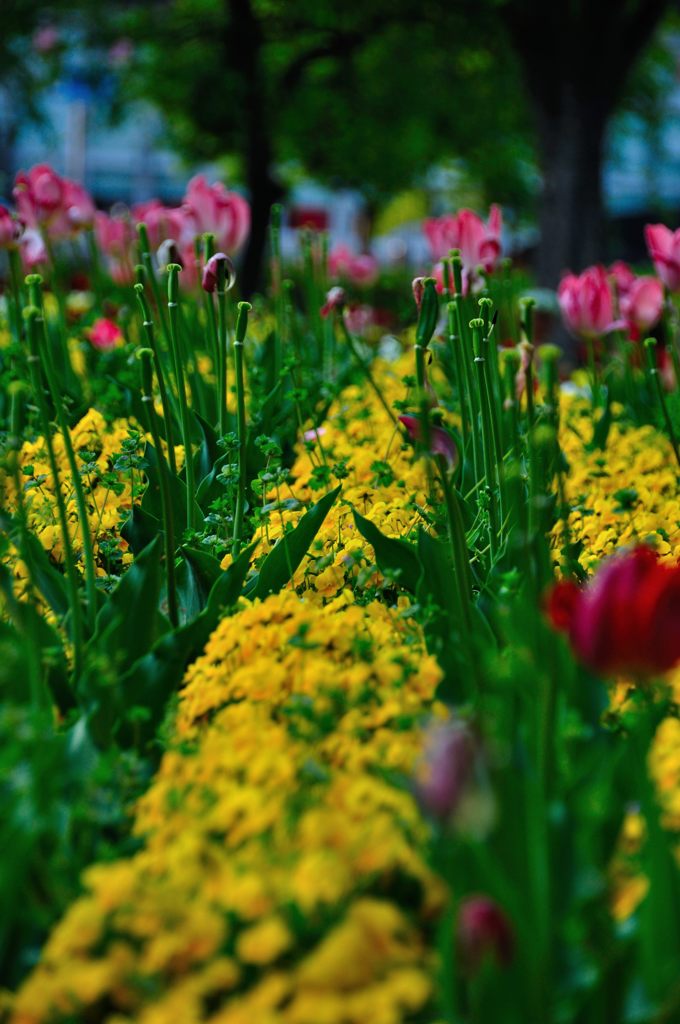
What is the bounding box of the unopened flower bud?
[320,286,346,318]
[157,238,182,270]
[201,251,236,293]
[457,896,514,975]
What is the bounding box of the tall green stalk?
[23,305,85,677]
[232,301,251,557]
[166,264,197,530]
[135,283,178,477]
[138,347,178,628]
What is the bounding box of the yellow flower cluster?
[225,354,436,600]
[556,399,680,570]
[7,590,446,1024]
[1,409,140,582]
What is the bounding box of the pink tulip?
[557,265,618,336]
[182,175,250,254]
[398,414,458,469]
[423,205,503,277]
[62,179,96,230]
[132,200,185,250]
[0,205,22,248]
[609,260,636,296]
[457,896,514,975]
[20,228,47,268]
[95,211,133,256]
[619,275,664,334]
[328,244,379,287]
[14,164,64,227]
[645,223,680,293]
[87,318,124,351]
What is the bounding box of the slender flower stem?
[471,317,500,559]
[232,301,251,556]
[138,347,178,627]
[201,234,220,401]
[270,205,284,387]
[447,302,469,453]
[24,305,85,677]
[339,316,397,426]
[134,284,177,476]
[26,275,98,629]
[137,223,170,346]
[216,269,229,437]
[7,247,24,344]
[644,337,680,469]
[166,264,196,529]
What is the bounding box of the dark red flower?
[457,896,514,975]
[546,546,680,677]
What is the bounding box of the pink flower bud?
[412,276,425,309]
[457,896,514,975]
[619,275,664,334]
[157,238,183,270]
[398,415,458,470]
[320,286,346,318]
[201,252,236,293]
[415,720,475,819]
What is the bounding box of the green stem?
[644,337,680,469]
[472,317,500,559]
[166,264,196,529]
[340,316,396,425]
[139,347,178,627]
[232,302,251,557]
[134,284,177,476]
[24,305,85,677]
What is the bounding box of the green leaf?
[174,546,222,624]
[246,485,341,600]
[120,504,160,556]
[112,542,256,749]
[17,528,69,619]
[352,508,420,592]
[192,411,220,483]
[141,442,201,534]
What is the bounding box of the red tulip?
[547,546,680,677]
[457,896,514,974]
[557,265,619,337]
[398,414,458,469]
[645,223,680,293]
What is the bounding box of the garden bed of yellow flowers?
[1,169,680,1024]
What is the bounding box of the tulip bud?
[457,896,514,975]
[201,251,236,294]
[320,286,346,318]
[157,238,183,270]
[415,277,438,349]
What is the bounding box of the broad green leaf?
[246,485,341,601]
[352,508,420,593]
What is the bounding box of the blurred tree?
[0,2,68,195]
[499,0,674,286]
[86,0,676,289]
[97,0,534,292]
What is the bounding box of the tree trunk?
[501,0,671,289]
[227,0,282,297]
[534,91,607,286]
